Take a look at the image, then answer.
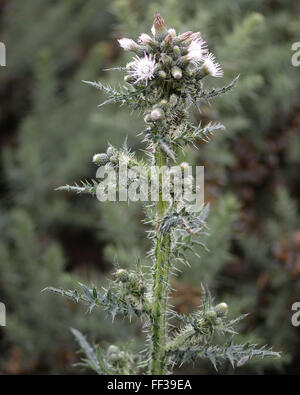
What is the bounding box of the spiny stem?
[150,148,171,374]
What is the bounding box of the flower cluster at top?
[118,12,223,90]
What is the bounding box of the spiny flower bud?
[107,345,120,355]
[115,269,130,283]
[158,70,167,79]
[152,13,167,41]
[93,153,109,166]
[177,56,189,68]
[118,38,139,51]
[161,33,173,50]
[171,66,182,80]
[173,46,181,58]
[207,310,217,320]
[215,302,228,317]
[151,107,165,121]
[169,94,178,107]
[160,99,168,107]
[160,53,173,66]
[178,31,193,42]
[180,162,189,170]
[138,33,154,46]
[185,64,196,77]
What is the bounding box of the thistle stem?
[150,148,171,374]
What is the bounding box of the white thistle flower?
[186,38,208,63]
[202,53,224,77]
[138,33,153,45]
[118,38,138,51]
[126,53,156,85]
[168,28,177,38]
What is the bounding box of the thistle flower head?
[118,38,138,51]
[138,33,154,45]
[126,53,156,85]
[178,31,193,42]
[186,38,208,63]
[152,12,167,35]
[202,53,224,77]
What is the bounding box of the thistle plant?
[45,13,279,375]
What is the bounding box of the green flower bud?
[185,64,195,77]
[171,66,182,80]
[215,302,228,317]
[115,269,130,283]
[107,345,120,355]
[158,70,167,79]
[180,162,189,170]
[176,56,189,68]
[161,33,173,50]
[207,310,217,320]
[169,94,178,107]
[152,13,168,42]
[160,99,168,107]
[93,153,109,166]
[160,53,173,66]
[151,108,165,121]
[173,46,181,58]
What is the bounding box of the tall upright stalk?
[151,148,171,374]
